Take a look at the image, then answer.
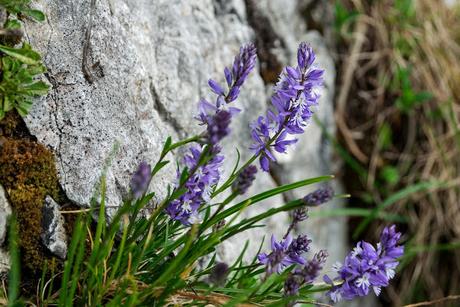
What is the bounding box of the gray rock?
[0,248,9,277]
[22,0,346,270]
[41,196,67,259]
[0,185,11,246]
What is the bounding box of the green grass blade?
[7,215,20,307]
[204,175,333,230]
[59,215,86,306]
[309,207,407,223]
[353,180,443,238]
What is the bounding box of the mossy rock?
[0,138,61,271]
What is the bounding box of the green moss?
[0,137,61,271]
[0,110,20,136]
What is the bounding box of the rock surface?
[0,185,11,276]
[23,0,346,274]
[0,185,11,246]
[0,249,9,277]
[41,196,68,259]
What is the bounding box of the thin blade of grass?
[204,175,333,230]
[353,181,443,238]
[309,207,407,223]
[7,215,20,307]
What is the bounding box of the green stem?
[162,135,201,160]
[211,126,286,198]
[212,155,258,197]
[203,192,239,232]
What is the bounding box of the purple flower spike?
[228,43,257,102]
[130,161,152,199]
[197,43,257,145]
[206,109,232,145]
[297,42,315,70]
[232,165,258,195]
[325,225,404,303]
[166,145,223,225]
[250,42,324,171]
[298,250,328,284]
[258,235,304,275]
[293,207,308,224]
[288,235,312,259]
[303,185,334,207]
[284,249,328,299]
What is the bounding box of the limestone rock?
[0,186,9,277]
[41,196,67,259]
[0,185,11,246]
[0,249,9,277]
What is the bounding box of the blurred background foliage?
[331,0,460,305]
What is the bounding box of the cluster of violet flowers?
[250,42,324,171]
[258,188,332,287]
[164,42,324,224]
[257,187,404,304]
[127,42,404,304]
[324,225,404,303]
[165,44,257,225]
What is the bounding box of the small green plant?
[0,0,45,21]
[0,44,48,118]
[334,0,359,34]
[0,1,48,120]
[394,67,432,114]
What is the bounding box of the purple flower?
[258,235,304,274]
[297,42,316,70]
[226,43,257,102]
[206,44,257,104]
[206,109,232,145]
[380,224,404,260]
[250,42,324,171]
[198,44,257,145]
[324,225,404,303]
[292,207,308,225]
[284,274,303,297]
[165,145,223,225]
[284,215,311,254]
[130,161,152,199]
[297,250,328,284]
[209,262,229,286]
[284,250,328,298]
[273,130,298,153]
[208,79,225,96]
[303,185,334,207]
[287,235,312,260]
[232,165,257,195]
[249,113,278,171]
[278,167,334,240]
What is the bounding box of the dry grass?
[334,0,460,305]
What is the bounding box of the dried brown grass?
[335,0,460,305]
